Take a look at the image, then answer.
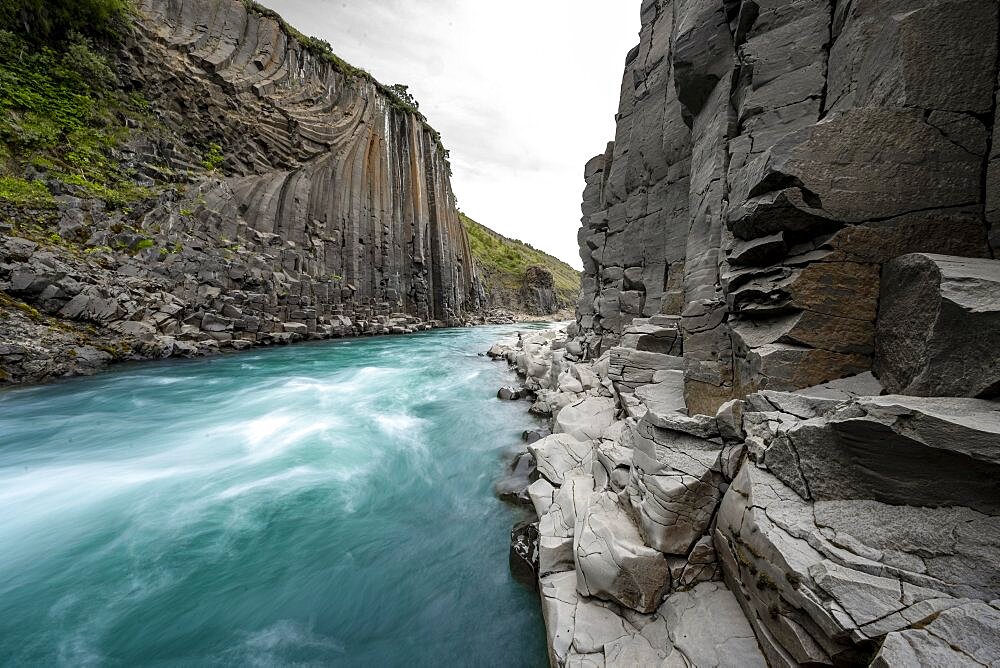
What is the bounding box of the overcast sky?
[265,0,640,269]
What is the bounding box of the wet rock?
[510,521,540,590]
[498,386,523,401]
[495,451,536,505]
[522,426,551,444]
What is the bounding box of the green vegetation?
[0,175,54,206]
[460,212,580,308]
[0,289,41,319]
[202,143,224,172]
[0,0,133,44]
[0,1,159,209]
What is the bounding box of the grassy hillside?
[460,212,580,310]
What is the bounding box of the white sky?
[264,0,640,269]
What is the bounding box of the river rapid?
[0,324,549,666]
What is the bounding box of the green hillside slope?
[461,212,580,313]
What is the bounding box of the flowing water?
[0,324,550,666]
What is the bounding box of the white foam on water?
[243,414,296,446]
[227,619,345,666]
[147,376,195,386]
[56,634,103,668]
[374,412,426,439]
[215,465,320,500]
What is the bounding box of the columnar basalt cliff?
[575,0,998,416]
[492,0,1000,666]
[0,0,481,383]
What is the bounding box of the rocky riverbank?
[493,0,1000,663]
[489,310,1000,666]
[0,0,575,387]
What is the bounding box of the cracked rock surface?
[497,0,1000,664]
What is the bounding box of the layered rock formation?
[1,0,480,383]
[575,0,997,416]
[493,0,1000,665]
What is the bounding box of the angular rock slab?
[540,475,596,577]
[659,582,767,668]
[715,456,1000,666]
[575,491,670,614]
[541,571,580,666]
[872,600,1000,668]
[554,397,617,442]
[875,253,1000,398]
[626,416,724,555]
[530,434,595,486]
[768,394,1000,514]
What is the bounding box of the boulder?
[626,417,724,555]
[494,451,536,505]
[575,491,671,614]
[509,521,540,589]
[553,397,617,441]
[539,475,595,577]
[875,254,1000,398]
[529,434,594,486]
[498,386,523,401]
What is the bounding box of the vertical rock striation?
[495,0,1000,665]
[131,0,478,323]
[574,0,997,415]
[1,0,482,383]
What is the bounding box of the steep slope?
[0,0,481,384]
[461,213,580,316]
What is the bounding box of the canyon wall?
[1,0,481,383]
[133,0,478,321]
[494,0,1000,665]
[575,0,997,415]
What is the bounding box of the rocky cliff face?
[575,0,997,415]
[1,0,480,384]
[490,1,1000,666]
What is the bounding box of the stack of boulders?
[495,263,1000,664]
[529,0,1000,663]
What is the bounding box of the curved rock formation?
[132,0,477,321]
[1,0,481,383]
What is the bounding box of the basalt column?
[574,0,997,413]
[133,0,479,324]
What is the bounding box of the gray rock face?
[509,0,1000,661]
[716,392,1000,666]
[875,254,1000,398]
[575,491,670,614]
[572,0,996,415]
[2,0,481,384]
[627,416,724,555]
[758,393,1000,513]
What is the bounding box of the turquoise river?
[0,324,550,666]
